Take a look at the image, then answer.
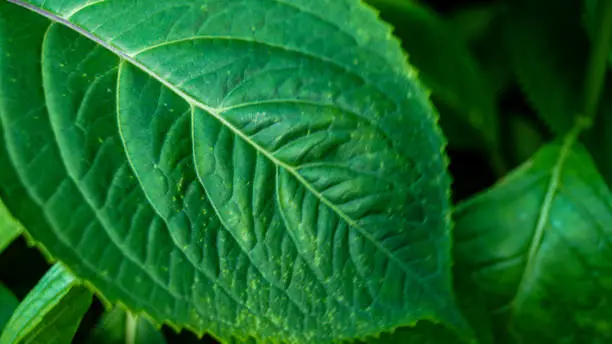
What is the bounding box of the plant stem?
[125,311,137,344]
[583,0,612,122]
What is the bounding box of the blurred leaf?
[88,307,165,344]
[366,0,499,151]
[0,199,21,254]
[584,0,612,64]
[0,264,92,344]
[446,4,502,43]
[464,9,512,98]
[0,283,18,335]
[507,115,545,165]
[454,139,612,342]
[505,0,587,134]
[452,274,494,344]
[506,0,612,189]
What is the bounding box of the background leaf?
[453,4,511,100]
[505,0,612,189]
[0,264,92,344]
[88,308,166,344]
[504,0,586,134]
[0,0,465,342]
[0,283,18,335]
[454,140,612,342]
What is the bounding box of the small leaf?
[88,308,166,344]
[0,283,18,335]
[366,0,499,151]
[454,140,612,342]
[0,199,21,254]
[0,264,93,344]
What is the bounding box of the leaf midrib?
[509,128,580,313]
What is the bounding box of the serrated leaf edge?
[5,0,465,342]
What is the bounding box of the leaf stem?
[125,312,137,344]
[583,0,612,122]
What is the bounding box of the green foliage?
[0,264,92,344]
[505,0,586,135]
[455,137,612,342]
[0,201,21,254]
[0,0,611,343]
[0,283,19,335]
[0,0,463,343]
[366,0,499,153]
[88,308,166,344]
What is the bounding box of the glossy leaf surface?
[0,0,462,342]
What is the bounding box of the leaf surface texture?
[455,140,612,342]
[0,264,92,344]
[0,0,462,342]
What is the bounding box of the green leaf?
[0,264,92,344]
[0,111,52,263]
[0,1,465,342]
[505,0,612,189]
[446,4,501,43]
[365,0,498,152]
[507,115,545,165]
[0,283,19,335]
[88,308,166,344]
[584,0,612,66]
[0,199,21,254]
[461,7,511,99]
[454,137,612,342]
[505,0,587,134]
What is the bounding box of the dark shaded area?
[426,0,497,14]
[73,299,105,343]
[163,327,219,344]
[0,237,49,299]
[447,148,496,204]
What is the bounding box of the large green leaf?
[0,283,18,335]
[454,137,612,342]
[365,0,498,152]
[0,264,92,344]
[88,308,166,344]
[0,1,464,342]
